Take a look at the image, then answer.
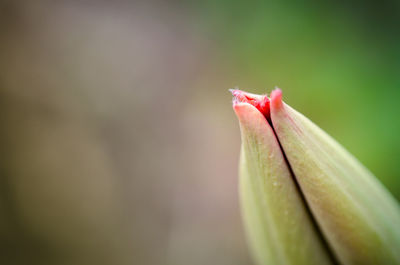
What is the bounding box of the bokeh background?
[1,0,399,264]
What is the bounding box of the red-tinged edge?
[230,89,271,122]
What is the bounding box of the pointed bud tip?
[229,88,270,119]
[270,88,283,109]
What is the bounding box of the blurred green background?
[1,0,399,264]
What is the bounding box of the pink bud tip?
[230,89,270,119]
[270,88,283,109]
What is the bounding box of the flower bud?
[232,89,400,265]
[232,89,334,265]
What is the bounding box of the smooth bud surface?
[270,90,400,265]
[233,90,333,265]
[232,89,400,265]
